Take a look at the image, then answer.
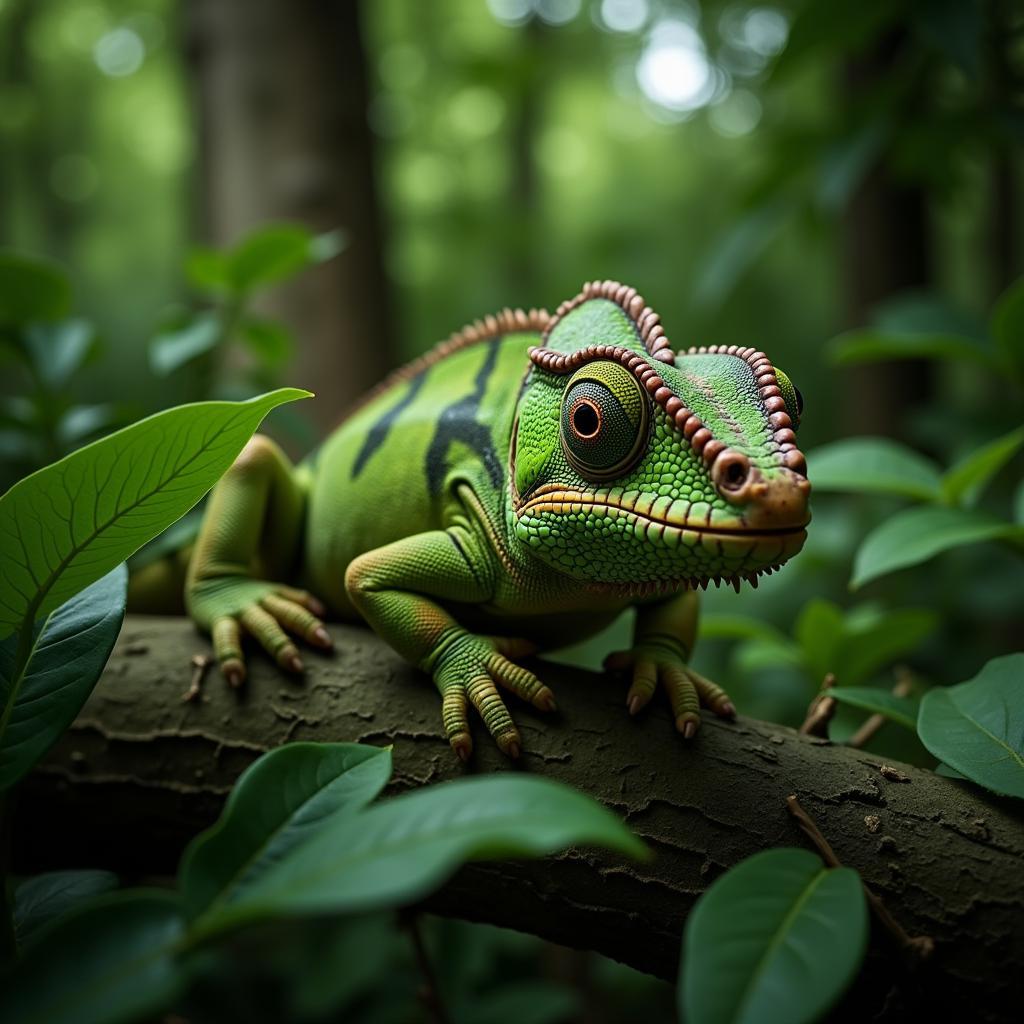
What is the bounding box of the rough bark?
[14,617,1024,1023]
[185,0,393,428]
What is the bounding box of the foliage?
[150,224,345,395]
[679,847,867,1024]
[0,741,644,1024]
[917,653,1024,799]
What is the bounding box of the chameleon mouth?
[515,485,808,590]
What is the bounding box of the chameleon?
[171,279,810,760]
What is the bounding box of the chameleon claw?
[628,694,643,716]
[720,701,737,719]
[451,735,472,762]
[506,740,521,759]
[312,626,333,649]
[222,660,245,688]
[284,652,304,673]
[677,713,701,739]
[535,690,558,713]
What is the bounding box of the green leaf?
[829,687,919,730]
[698,614,790,646]
[829,329,997,369]
[0,891,185,1024]
[180,742,393,919]
[680,847,867,1024]
[240,317,294,369]
[794,599,844,681]
[0,252,71,325]
[851,506,1024,588]
[941,426,1024,506]
[991,276,1024,380]
[13,870,119,947]
[227,224,317,293]
[23,319,97,389]
[807,438,942,501]
[193,774,646,936]
[0,565,126,789]
[184,247,230,294]
[0,388,310,640]
[150,311,222,375]
[1015,480,1024,525]
[934,763,967,780]
[836,608,938,685]
[918,653,1024,798]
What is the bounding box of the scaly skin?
[183,282,810,760]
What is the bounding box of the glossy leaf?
[226,224,340,293]
[918,653,1024,798]
[180,742,393,919]
[0,252,71,325]
[0,388,309,640]
[941,426,1024,506]
[185,247,230,293]
[795,599,844,681]
[150,311,221,375]
[23,319,96,388]
[829,329,996,369]
[680,848,867,1024]
[0,892,185,1024]
[13,870,119,946]
[0,564,126,789]
[851,506,1024,588]
[991,276,1024,379]
[829,687,919,730]
[807,438,942,501]
[193,774,646,936]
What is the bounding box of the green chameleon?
[154,280,810,760]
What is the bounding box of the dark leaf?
[14,870,119,947]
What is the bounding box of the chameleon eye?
[774,367,802,430]
[560,361,650,481]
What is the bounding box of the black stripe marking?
[351,372,428,478]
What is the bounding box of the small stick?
[786,794,934,964]
[401,912,451,1024]
[182,654,212,703]
[799,673,836,738]
[847,671,914,750]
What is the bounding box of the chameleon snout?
[712,456,811,531]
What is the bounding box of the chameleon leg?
[604,588,735,738]
[187,434,331,686]
[345,529,556,759]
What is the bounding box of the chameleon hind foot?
[604,644,735,738]
[431,634,557,760]
[191,578,333,688]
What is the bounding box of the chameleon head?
[510,280,810,592]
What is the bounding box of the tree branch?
[14,617,1024,1023]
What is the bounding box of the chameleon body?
[181,281,810,759]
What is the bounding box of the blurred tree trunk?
[840,34,933,439]
[185,0,393,431]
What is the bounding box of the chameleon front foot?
[604,644,735,738]
[190,578,333,688]
[431,634,557,761]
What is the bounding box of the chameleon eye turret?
[560,361,650,481]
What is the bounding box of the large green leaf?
[829,687,919,730]
[828,329,997,369]
[941,426,1024,507]
[918,654,1024,798]
[794,599,844,681]
[807,438,943,501]
[13,870,119,947]
[680,848,867,1024]
[192,774,646,938]
[0,891,185,1024]
[851,506,1024,588]
[991,276,1024,380]
[0,252,71,325]
[0,565,126,790]
[180,742,393,919]
[0,388,309,640]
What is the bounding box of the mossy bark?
[14,616,1024,1022]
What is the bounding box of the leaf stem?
[785,794,933,965]
[846,670,913,750]
[799,673,837,738]
[401,912,451,1024]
